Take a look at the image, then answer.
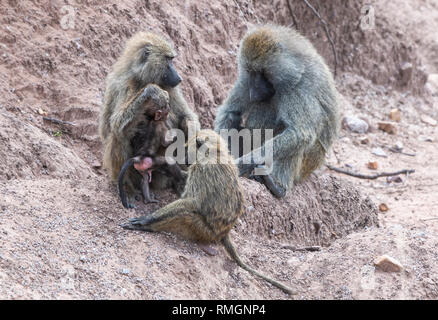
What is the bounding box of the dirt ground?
[0,0,437,299]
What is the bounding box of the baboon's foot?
[143,193,159,204]
[250,166,286,199]
[198,244,217,256]
[120,216,150,231]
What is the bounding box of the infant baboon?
[215,25,340,198]
[100,32,200,197]
[121,130,294,295]
[117,84,185,208]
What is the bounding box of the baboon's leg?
[118,158,136,209]
[121,198,216,242]
[140,171,158,204]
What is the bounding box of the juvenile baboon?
[121,130,294,295]
[117,84,185,208]
[214,25,340,198]
[100,32,200,195]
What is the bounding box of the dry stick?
[281,245,321,252]
[387,147,416,157]
[326,165,415,180]
[43,116,76,127]
[421,217,438,221]
[286,0,299,30]
[302,0,338,77]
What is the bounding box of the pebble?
[378,122,397,134]
[420,114,437,126]
[342,116,369,134]
[372,148,387,157]
[374,255,403,272]
[121,268,130,275]
[367,161,378,170]
[389,108,401,122]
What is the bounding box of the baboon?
[99,32,200,198]
[117,84,185,208]
[214,25,340,198]
[121,130,294,295]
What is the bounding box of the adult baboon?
[99,32,200,197]
[214,25,340,198]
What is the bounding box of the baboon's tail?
[118,158,135,209]
[222,235,296,295]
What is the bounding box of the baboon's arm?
[110,88,151,139]
[237,96,318,175]
[214,81,248,132]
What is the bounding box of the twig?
[43,117,76,127]
[281,245,321,252]
[421,217,438,221]
[286,0,299,30]
[302,0,338,77]
[388,147,416,157]
[326,165,415,180]
[233,0,248,24]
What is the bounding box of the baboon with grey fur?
[99,32,200,202]
[214,25,340,198]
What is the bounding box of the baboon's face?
[248,70,275,103]
[139,48,181,89]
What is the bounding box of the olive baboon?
[117,84,185,208]
[99,32,200,199]
[121,130,294,295]
[214,25,340,198]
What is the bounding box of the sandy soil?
[0,0,437,299]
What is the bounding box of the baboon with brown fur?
[121,130,294,295]
[117,84,185,208]
[99,32,200,200]
[215,25,340,198]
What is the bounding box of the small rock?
[121,268,130,275]
[372,148,387,157]
[425,74,438,94]
[359,136,370,144]
[379,203,389,212]
[394,141,403,151]
[367,161,378,170]
[419,135,434,142]
[420,114,437,126]
[389,108,401,122]
[374,255,403,272]
[79,256,87,262]
[342,116,369,134]
[378,122,397,134]
[387,176,403,183]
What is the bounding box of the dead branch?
[421,217,438,221]
[281,245,321,252]
[387,147,416,157]
[326,165,415,180]
[43,117,76,127]
[286,0,299,30]
[302,0,338,77]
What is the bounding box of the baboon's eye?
[141,47,150,62]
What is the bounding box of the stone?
[425,74,438,94]
[342,116,369,134]
[389,109,401,122]
[400,62,413,85]
[421,114,437,126]
[374,255,403,272]
[367,161,378,170]
[378,122,397,134]
[372,148,387,157]
[378,203,389,212]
